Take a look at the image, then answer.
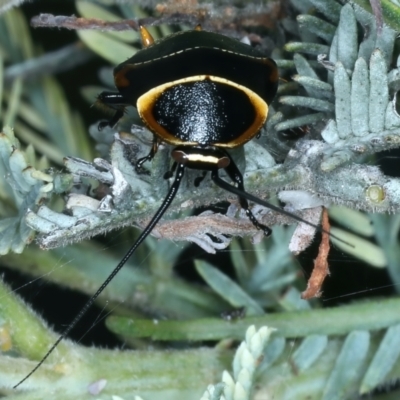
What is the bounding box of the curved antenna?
[211,170,353,247]
[13,163,186,389]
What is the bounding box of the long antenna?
[13,163,186,389]
[211,171,353,247]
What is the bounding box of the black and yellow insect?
[15,26,328,388]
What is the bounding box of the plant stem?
[107,297,400,341]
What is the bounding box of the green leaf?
[0,127,53,254]
[78,29,138,64]
[292,335,328,372]
[328,206,374,237]
[76,1,139,43]
[351,57,370,136]
[351,0,400,32]
[337,4,358,71]
[330,227,387,268]
[105,297,400,341]
[307,0,341,23]
[195,260,264,316]
[333,62,352,139]
[360,324,400,394]
[3,76,22,127]
[323,331,370,400]
[369,49,389,133]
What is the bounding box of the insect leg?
[163,162,177,180]
[212,160,272,236]
[211,165,352,246]
[136,136,160,170]
[194,171,207,187]
[96,91,128,130]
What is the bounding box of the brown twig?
[301,208,331,299]
[30,13,200,31]
[31,1,283,35]
[31,14,139,31]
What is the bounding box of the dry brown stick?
[30,13,198,31]
[301,208,331,299]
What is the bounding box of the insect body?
[97,26,282,235]
[15,26,328,388]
